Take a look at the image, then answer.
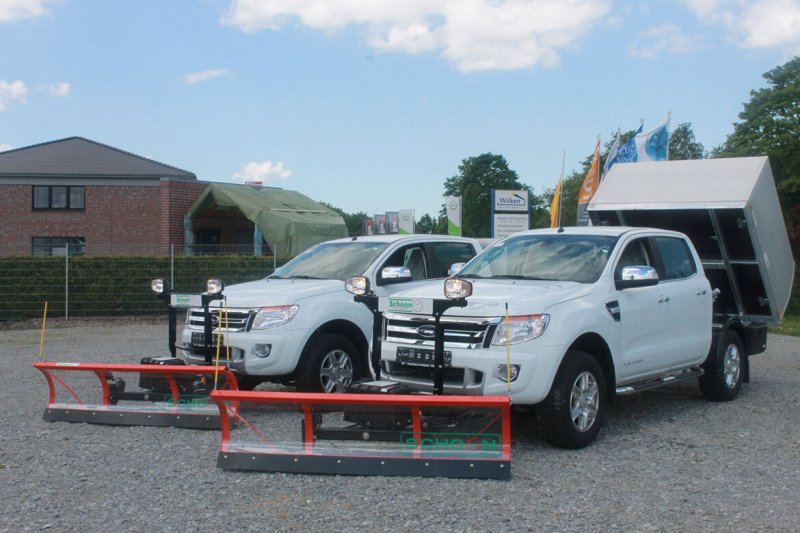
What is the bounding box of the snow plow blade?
[34,362,239,429]
[211,390,511,480]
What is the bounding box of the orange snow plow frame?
[34,362,239,429]
[211,390,511,480]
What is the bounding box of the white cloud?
[0,143,12,152]
[183,68,231,84]
[682,0,800,53]
[0,0,50,22]
[231,160,293,183]
[38,82,70,96]
[629,23,704,59]
[222,0,610,72]
[0,80,27,111]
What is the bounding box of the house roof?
[0,137,196,179]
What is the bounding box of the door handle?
[657,296,670,304]
[696,289,707,296]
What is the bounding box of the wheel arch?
[567,332,615,401]
[303,319,370,376]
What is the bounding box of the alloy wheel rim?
[320,349,354,393]
[570,371,599,432]
[723,343,741,389]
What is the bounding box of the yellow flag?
[578,140,601,206]
[550,178,562,228]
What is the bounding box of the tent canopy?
[188,183,348,255]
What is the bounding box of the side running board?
[616,367,704,396]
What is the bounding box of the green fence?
[0,246,292,321]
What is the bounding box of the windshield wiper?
[491,274,552,280]
[457,274,485,279]
[284,275,325,280]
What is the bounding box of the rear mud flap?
[34,362,239,429]
[211,390,511,480]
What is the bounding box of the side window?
[430,242,477,277]
[614,239,651,279]
[654,237,696,280]
[380,245,428,280]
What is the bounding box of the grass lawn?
[769,313,800,336]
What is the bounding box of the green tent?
[187,183,348,256]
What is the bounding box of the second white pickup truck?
[180,234,481,392]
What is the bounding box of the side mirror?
[448,262,466,276]
[378,266,412,285]
[615,266,659,290]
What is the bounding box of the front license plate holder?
[396,346,451,367]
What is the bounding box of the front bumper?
[180,327,309,377]
[381,341,565,405]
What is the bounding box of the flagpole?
[558,150,565,228]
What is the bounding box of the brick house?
[0,137,347,257]
[0,137,206,256]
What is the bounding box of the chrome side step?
[616,367,704,396]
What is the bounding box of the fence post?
[171,243,175,290]
[65,243,70,321]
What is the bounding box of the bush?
[0,255,283,321]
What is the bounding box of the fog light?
[497,364,520,382]
[253,344,272,358]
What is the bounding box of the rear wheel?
[540,351,606,449]
[700,330,744,402]
[296,334,360,393]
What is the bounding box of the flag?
[614,123,643,164]
[635,116,670,162]
[601,131,620,180]
[550,177,562,228]
[576,139,601,226]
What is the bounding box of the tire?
[295,334,360,393]
[699,330,744,402]
[540,351,606,449]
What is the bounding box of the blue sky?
[2,0,799,219]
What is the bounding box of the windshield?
[271,241,390,280]
[458,234,618,284]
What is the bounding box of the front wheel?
[295,334,360,393]
[540,351,606,449]
[699,330,744,402]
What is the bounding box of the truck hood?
[212,278,344,308]
[393,279,592,317]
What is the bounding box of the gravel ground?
[1,322,799,532]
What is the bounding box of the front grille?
[187,308,253,333]
[384,312,499,349]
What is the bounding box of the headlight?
[151,278,166,294]
[491,314,549,345]
[444,278,473,299]
[345,276,370,296]
[206,279,225,295]
[251,305,299,330]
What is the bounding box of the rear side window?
[430,242,477,277]
[654,237,696,280]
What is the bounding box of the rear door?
[650,236,712,368]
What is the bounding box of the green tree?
[715,56,800,266]
[320,203,366,236]
[443,153,530,237]
[669,122,705,160]
[416,213,445,234]
[716,57,800,209]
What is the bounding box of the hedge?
[0,255,285,321]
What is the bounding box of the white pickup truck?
[374,157,794,449]
[180,234,481,391]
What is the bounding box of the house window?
[32,237,86,256]
[33,186,85,210]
